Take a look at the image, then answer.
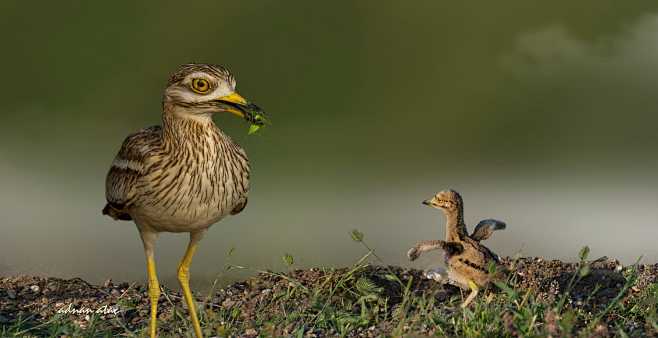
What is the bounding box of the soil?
[1,257,657,337]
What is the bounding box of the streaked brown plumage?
[407,190,507,308]
[102,63,266,338]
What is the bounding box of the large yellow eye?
[191,78,211,94]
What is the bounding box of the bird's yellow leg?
[461,280,479,308]
[140,230,160,338]
[178,235,204,338]
[146,254,160,338]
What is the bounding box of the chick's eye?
[191,78,211,93]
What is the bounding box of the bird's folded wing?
[105,126,162,214]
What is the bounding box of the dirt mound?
[1,257,657,336]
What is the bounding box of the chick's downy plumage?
[408,189,508,307]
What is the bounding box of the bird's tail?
[102,203,132,221]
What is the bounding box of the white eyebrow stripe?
[112,158,144,172]
[186,72,215,82]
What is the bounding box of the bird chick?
[407,189,507,308]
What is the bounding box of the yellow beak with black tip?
[214,92,267,126]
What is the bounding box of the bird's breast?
[132,138,250,232]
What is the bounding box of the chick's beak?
[422,199,432,206]
[215,92,267,126]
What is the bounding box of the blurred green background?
[1,1,657,288]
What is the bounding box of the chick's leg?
[461,280,479,308]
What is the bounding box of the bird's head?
[422,189,463,213]
[163,63,267,127]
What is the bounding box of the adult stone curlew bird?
[102,63,266,338]
[407,189,507,308]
